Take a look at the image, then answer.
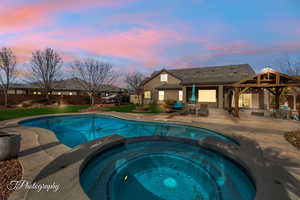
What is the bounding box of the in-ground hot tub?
[80,140,255,200]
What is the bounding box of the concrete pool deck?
[0,110,299,200]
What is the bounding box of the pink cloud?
[0,0,135,33]
[204,41,277,56]
[5,27,185,68]
[57,28,186,66]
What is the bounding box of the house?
[6,78,124,96]
[141,64,263,109]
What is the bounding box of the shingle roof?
[147,64,255,85]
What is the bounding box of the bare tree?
[70,58,117,105]
[125,72,145,104]
[0,47,17,107]
[28,48,63,100]
[273,53,300,75]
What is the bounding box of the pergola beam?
[231,70,300,117]
[266,88,276,96]
[237,83,300,87]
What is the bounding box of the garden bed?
[0,158,22,200]
[285,131,300,149]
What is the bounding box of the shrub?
[21,100,34,107]
[164,100,176,106]
[36,98,49,103]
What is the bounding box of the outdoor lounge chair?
[196,104,209,117]
[173,101,184,110]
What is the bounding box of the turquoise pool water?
[20,114,237,147]
[80,140,256,200]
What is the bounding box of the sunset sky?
[1,0,300,76]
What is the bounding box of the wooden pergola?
[232,70,300,117]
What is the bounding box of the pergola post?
[234,87,240,117]
[275,87,280,110]
[232,71,300,116]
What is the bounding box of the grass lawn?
[102,104,137,112]
[102,104,164,113]
[148,104,164,113]
[0,105,90,121]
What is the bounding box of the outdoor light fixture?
[262,67,274,73]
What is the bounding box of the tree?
[28,48,63,100]
[273,53,300,75]
[125,72,145,104]
[70,58,117,105]
[0,47,17,107]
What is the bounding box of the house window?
[160,74,168,82]
[158,91,165,101]
[16,90,25,94]
[178,90,183,101]
[198,90,216,102]
[239,93,251,108]
[144,91,151,99]
[7,90,15,94]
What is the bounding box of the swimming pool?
[80,140,255,200]
[20,114,237,147]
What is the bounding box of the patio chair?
[173,101,184,110]
[196,104,209,117]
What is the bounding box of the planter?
[0,134,21,161]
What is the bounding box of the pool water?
[80,140,256,200]
[20,114,237,147]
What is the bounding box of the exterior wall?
[130,94,142,104]
[143,72,181,104]
[157,90,180,104]
[251,93,260,109]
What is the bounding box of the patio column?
[264,89,270,110]
[275,87,280,110]
[258,88,264,109]
[182,86,187,103]
[293,94,297,111]
[234,87,240,117]
[218,85,224,109]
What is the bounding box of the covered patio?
[231,70,300,117]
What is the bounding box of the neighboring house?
[5,78,124,96]
[0,78,125,105]
[141,64,264,109]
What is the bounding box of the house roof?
[9,78,123,92]
[144,64,255,85]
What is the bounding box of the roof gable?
[142,68,182,86]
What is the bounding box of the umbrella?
[189,84,196,103]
